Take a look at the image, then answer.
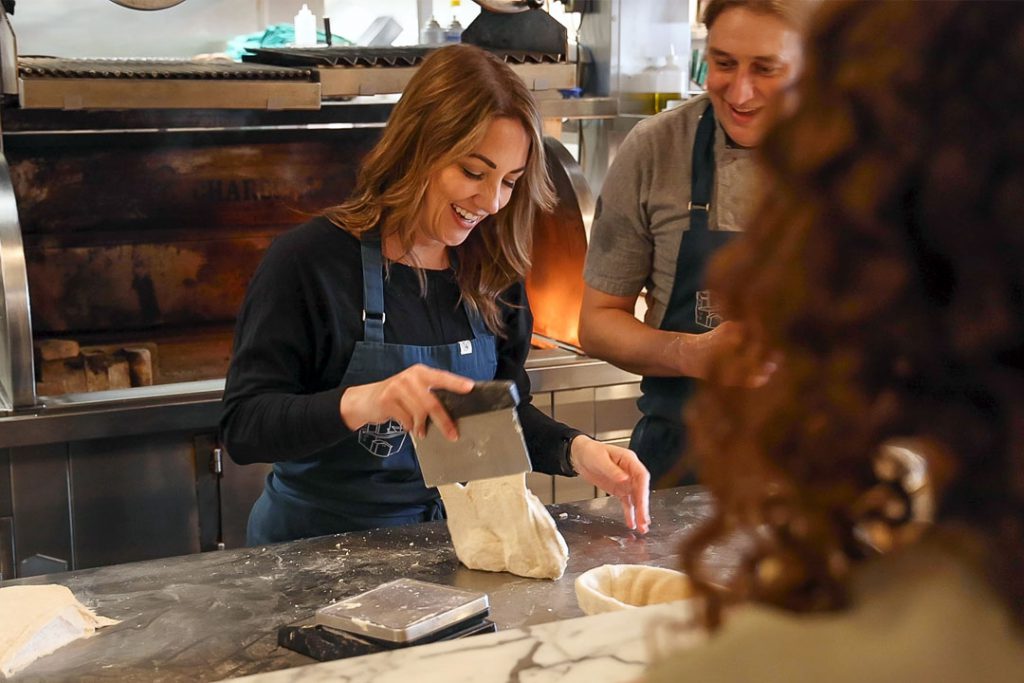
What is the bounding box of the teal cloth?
[225,23,351,61]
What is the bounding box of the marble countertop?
[231,602,701,683]
[5,487,733,682]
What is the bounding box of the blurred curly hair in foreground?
[682,0,1024,629]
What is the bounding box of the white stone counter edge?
[229,601,697,683]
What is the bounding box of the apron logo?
[695,290,724,329]
[458,340,473,355]
[357,419,407,458]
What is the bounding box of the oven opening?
[13,134,591,399]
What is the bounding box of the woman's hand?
[339,364,474,440]
[570,436,651,534]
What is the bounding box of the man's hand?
[688,321,776,387]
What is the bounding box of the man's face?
[705,7,803,147]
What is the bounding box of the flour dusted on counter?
[0,584,118,677]
[438,474,569,580]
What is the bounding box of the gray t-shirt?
[583,94,760,328]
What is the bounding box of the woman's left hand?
[569,436,651,534]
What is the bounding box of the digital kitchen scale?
[279,579,493,661]
[316,578,490,643]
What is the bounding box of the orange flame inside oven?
[525,194,588,350]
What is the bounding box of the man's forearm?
[579,307,713,378]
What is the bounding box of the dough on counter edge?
[0,584,118,677]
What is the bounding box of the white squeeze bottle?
[294,4,318,48]
[445,0,464,43]
[420,16,445,45]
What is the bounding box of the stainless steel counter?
[0,348,643,581]
[0,350,639,449]
[3,487,731,682]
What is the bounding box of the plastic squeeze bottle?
[294,4,318,47]
[420,16,445,45]
[444,0,464,43]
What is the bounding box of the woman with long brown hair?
[221,44,650,544]
[645,1,1024,679]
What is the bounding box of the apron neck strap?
[360,230,386,343]
[689,103,717,233]
[360,234,492,342]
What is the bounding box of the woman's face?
[417,116,530,251]
[705,7,803,148]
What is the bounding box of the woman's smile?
[451,202,485,228]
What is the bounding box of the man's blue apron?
[630,103,737,487]
[247,232,498,544]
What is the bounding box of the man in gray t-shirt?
[579,0,808,486]
[584,94,757,334]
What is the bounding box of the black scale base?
[278,615,497,662]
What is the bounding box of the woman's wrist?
[564,432,586,476]
[339,385,366,431]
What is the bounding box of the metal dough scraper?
[411,380,532,487]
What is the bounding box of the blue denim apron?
[247,232,498,544]
[630,104,738,487]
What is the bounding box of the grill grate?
[18,57,314,81]
[241,46,563,69]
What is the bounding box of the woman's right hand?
[339,364,474,440]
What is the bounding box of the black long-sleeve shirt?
[220,217,579,476]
